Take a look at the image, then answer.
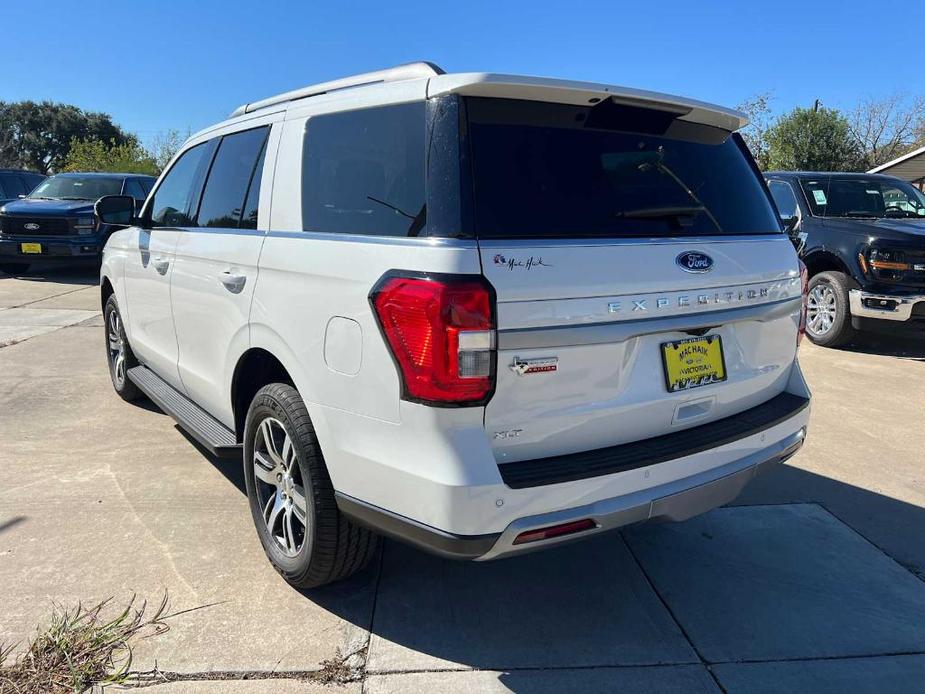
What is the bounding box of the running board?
[127,365,241,458]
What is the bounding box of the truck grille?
[0,216,73,236]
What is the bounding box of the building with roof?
[869,145,925,191]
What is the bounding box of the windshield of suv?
[800,177,925,219]
[28,176,124,201]
[464,97,779,238]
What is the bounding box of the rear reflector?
[512,518,597,545]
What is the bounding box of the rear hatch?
[461,96,802,464]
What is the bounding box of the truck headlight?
[74,217,96,235]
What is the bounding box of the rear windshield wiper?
[616,205,706,220]
[638,156,723,232]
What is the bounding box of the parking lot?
[2,268,925,693]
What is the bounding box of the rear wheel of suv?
[0,262,29,275]
[243,383,380,588]
[104,295,142,401]
[806,271,855,348]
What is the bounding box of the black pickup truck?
[765,171,925,347]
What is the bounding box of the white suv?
[97,63,811,587]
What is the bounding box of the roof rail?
[229,61,445,117]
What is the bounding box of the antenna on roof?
[230,62,445,117]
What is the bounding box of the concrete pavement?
[2,268,925,693]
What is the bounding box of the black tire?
[806,271,855,348]
[244,383,380,588]
[0,262,29,275]
[104,295,143,401]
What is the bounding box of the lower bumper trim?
[849,289,925,322]
[335,492,500,560]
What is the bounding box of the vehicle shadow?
[184,435,925,685]
[0,263,98,285]
[839,331,925,361]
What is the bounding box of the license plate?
[661,335,727,392]
[20,243,42,254]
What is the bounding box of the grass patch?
[0,593,190,694]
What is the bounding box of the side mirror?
[95,195,135,227]
[781,215,800,233]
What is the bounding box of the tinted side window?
[140,178,155,196]
[769,181,799,218]
[2,175,26,197]
[150,143,212,227]
[240,137,267,230]
[0,177,7,199]
[123,179,146,200]
[197,127,269,228]
[302,102,425,236]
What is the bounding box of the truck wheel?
[806,271,855,348]
[244,383,380,588]
[0,263,29,275]
[104,295,142,401]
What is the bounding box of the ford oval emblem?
[676,251,713,273]
[24,222,40,231]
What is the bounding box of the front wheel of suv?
[806,271,855,348]
[104,295,142,401]
[243,383,380,588]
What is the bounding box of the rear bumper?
[0,237,101,261]
[335,392,810,560]
[478,426,804,560]
[849,289,925,322]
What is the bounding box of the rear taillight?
[798,260,808,346]
[371,273,495,406]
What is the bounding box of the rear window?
[464,98,779,238]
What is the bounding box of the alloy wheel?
[253,417,307,557]
[807,282,837,336]
[107,309,126,387]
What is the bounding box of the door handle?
[219,270,247,293]
[152,256,170,274]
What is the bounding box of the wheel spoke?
[253,451,278,485]
[282,509,296,553]
[290,484,307,524]
[265,492,285,533]
[281,434,295,472]
[260,419,284,465]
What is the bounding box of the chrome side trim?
[264,229,479,248]
[497,296,801,350]
[476,233,788,248]
[849,289,925,322]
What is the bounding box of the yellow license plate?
[20,243,42,254]
[661,335,727,393]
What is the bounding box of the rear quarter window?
[301,102,425,237]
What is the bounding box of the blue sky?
[4,0,923,147]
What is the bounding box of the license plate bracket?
[661,335,727,393]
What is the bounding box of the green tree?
[149,128,189,172]
[62,137,159,176]
[766,105,863,172]
[737,93,774,170]
[0,101,131,174]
